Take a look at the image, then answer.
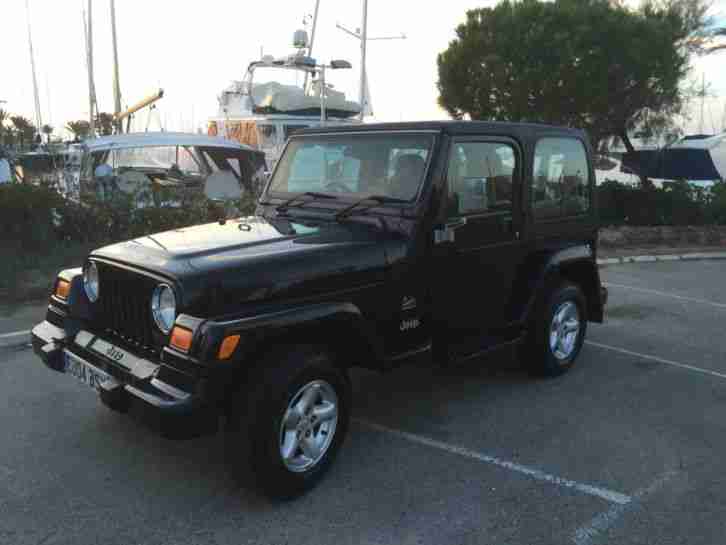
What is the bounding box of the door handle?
[446,217,468,230]
[434,217,467,245]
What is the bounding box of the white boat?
[71,132,267,206]
[208,29,361,166]
[620,132,726,184]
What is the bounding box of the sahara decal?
[401,296,417,311]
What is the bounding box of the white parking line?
[0,330,30,339]
[585,341,726,381]
[603,282,726,309]
[0,330,30,349]
[572,470,677,545]
[355,418,632,506]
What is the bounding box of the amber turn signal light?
[169,326,193,352]
[55,279,71,300]
[218,334,241,360]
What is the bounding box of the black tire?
[525,282,587,377]
[226,345,351,499]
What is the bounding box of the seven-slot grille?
[94,262,162,355]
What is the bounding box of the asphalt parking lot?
[2,260,726,545]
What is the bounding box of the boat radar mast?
[209,21,360,166]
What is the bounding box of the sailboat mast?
[110,0,122,133]
[303,0,320,92]
[358,0,368,122]
[86,0,97,136]
[308,0,321,58]
[25,0,43,138]
[699,73,705,135]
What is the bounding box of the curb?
[0,330,31,349]
[597,251,726,267]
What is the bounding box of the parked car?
[32,121,606,499]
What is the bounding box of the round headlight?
[151,284,176,334]
[83,261,100,302]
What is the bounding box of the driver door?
[431,137,526,354]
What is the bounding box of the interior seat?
[390,154,426,200]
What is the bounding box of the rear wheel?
[526,282,587,377]
[226,346,351,499]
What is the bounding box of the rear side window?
[532,137,590,219]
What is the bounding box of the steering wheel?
[323,182,353,193]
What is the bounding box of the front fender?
[195,302,385,369]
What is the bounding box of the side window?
[446,142,515,217]
[532,138,590,219]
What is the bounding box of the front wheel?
[525,282,587,377]
[226,346,351,499]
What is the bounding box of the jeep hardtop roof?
[295,121,588,141]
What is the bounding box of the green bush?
[705,182,726,225]
[1,183,259,256]
[596,180,724,227]
[0,183,64,252]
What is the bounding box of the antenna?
[336,0,407,120]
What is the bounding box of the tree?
[41,124,53,144]
[96,112,115,136]
[10,116,37,149]
[437,0,708,184]
[65,120,91,141]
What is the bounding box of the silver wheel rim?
[279,380,339,473]
[549,301,581,361]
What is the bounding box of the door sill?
[449,335,524,365]
[384,343,432,369]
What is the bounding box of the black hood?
[92,215,402,316]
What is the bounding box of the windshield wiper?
[276,191,337,213]
[335,195,407,220]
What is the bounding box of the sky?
[1,0,725,139]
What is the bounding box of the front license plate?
[64,351,112,390]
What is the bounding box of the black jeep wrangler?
[32,122,606,498]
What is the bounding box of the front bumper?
[31,321,218,439]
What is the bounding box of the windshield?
[268,133,434,202]
[100,146,204,176]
